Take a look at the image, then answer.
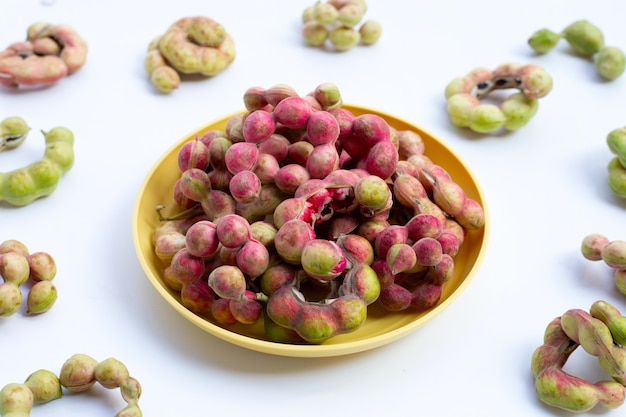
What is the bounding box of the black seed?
[495,78,507,86]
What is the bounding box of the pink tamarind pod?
[337,234,374,266]
[211,297,238,325]
[351,113,391,146]
[370,258,394,289]
[427,253,455,285]
[306,143,340,179]
[328,107,355,139]
[215,214,252,249]
[225,142,259,174]
[531,317,626,413]
[405,213,443,241]
[242,109,276,144]
[207,136,232,169]
[257,133,290,162]
[357,218,390,244]
[0,54,68,87]
[198,129,227,146]
[225,113,245,143]
[236,239,270,279]
[207,169,232,192]
[581,233,610,261]
[170,248,205,285]
[253,153,280,184]
[273,96,312,129]
[208,265,247,300]
[419,166,466,216]
[181,279,215,315]
[454,198,485,230]
[386,243,417,275]
[275,164,311,194]
[229,292,263,324]
[266,285,305,328]
[437,231,461,257]
[229,170,262,204]
[287,141,314,166]
[27,23,88,74]
[412,237,443,267]
[396,130,425,160]
[177,136,210,171]
[374,225,408,259]
[274,219,315,265]
[394,160,418,177]
[243,86,268,111]
[306,110,340,146]
[363,140,399,180]
[265,84,299,107]
[410,281,443,310]
[378,283,412,311]
[184,220,219,258]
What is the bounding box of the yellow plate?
[132,104,489,358]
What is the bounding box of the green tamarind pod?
[0,117,30,151]
[446,93,478,127]
[328,25,361,51]
[528,28,561,54]
[501,92,539,130]
[469,104,505,133]
[615,270,626,296]
[0,282,22,317]
[0,383,33,416]
[26,281,58,314]
[561,308,626,382]
[590,300,626,346]
[562,20,604,56]
[0,127,74,206]
[608,157,626,198]
[601,240,626,270]
[607,127,626,168]
[24,369,62,404]
[595,46,626,80]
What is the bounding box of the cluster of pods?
[301,0,382,51]
[0,239,57,317]
[151,82,485,344]
[0,22,87,88]
[0,354,142,417]
[144,16,236,94]
[532,300,626,413]
[606,127,626,199]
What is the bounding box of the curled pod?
[0,126,74,206]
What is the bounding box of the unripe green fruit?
[501,93,539,130]
[469,104,505,133]
[595,46,626,80]
[528,28,561,54]
[607,127,626,168]
[608,157,626,198]
[24,369,62,404]
[329,26,361,51]
[562,20,604,56]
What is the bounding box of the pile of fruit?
[151,82,485,344]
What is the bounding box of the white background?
[2,0,626,415]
